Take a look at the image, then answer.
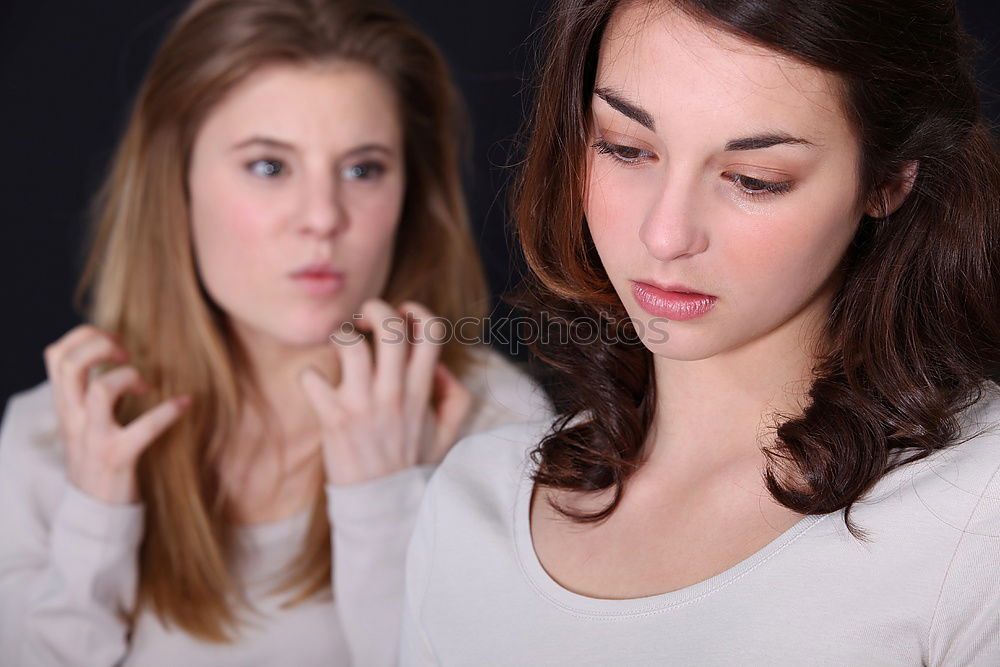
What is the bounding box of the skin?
[530,4,913,598]
[43,328,191,505]
[188,62,405,350]
[46,62,470,515]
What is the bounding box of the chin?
[643,341,715,362]
[638,327,732,363]
[271,312,350,347]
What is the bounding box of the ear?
[866,161,919,218]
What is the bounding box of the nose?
[297,173,346,238]
[637,174,709,261]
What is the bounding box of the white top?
[0,346,552,667]
[400,382,1000,666]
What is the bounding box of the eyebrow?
[230,136,395,157]
[593,88,817,152]
[231,136,294,152]
[724,134,815,151]
[594,87,655,131]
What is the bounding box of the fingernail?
[176,395,192,409]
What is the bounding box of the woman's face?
[187,62,405,348]
[586,4,865,362]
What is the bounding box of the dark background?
[1,0,998,411]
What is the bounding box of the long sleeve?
[326,464,435,667]
[327,348,551,667]
[0,383,144,667]
[926,461,1000,666]
[398,463,440,667]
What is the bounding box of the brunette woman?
[400,1,1000,664]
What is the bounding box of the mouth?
[290,262,345,296]
[630,280,717,321]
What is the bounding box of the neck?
[644,293,830,478]
[231,321,340,446]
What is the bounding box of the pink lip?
[631,281,717,321]
[290,262,345,297]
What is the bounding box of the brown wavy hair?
[76,0,487,642]
[513,0,1000,537]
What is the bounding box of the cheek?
[189,172,278,292]
[341,180,406,290]
[727,195,860,305]
[355,189,403,241]
[585,159,640,266]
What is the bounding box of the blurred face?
[586,4,865,361]
[187,62,405,347]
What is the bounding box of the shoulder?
[443,418,553,475]
[0,380,63,467]
[0,381,68,521]
[867,381,1000,540]
[458,346,554,435]
[918,383,1000,662]
[911,381,1000,504]
[428,417,553,510]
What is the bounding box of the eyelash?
[725,173,794,198]
[590,138,794,199]
[591,138,652,165]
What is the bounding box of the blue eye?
[248,159,284,178]
[342,162,386,181]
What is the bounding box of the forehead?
[596,3,852,144]
[198,61,402,146]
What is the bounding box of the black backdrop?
[1,0,998,410]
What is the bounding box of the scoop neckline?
[232,505,313,544]
[511,456,828,618]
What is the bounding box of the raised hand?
[43,325,191,504]
[299,299,472,487]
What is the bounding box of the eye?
[342,162,386,181]
[591,138,654,166]
[725,173,793,198]
[247,159,284,178]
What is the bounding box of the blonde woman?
[0,0,549,665]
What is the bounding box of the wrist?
[68,467,140,505]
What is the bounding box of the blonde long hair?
[76,0,488,642]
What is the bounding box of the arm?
[326,464,435,667]
[398,464,440,667]
[0,387,144,667]
[459,348,554,438]
[926,464,1000,666]
[299,300,470,666]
